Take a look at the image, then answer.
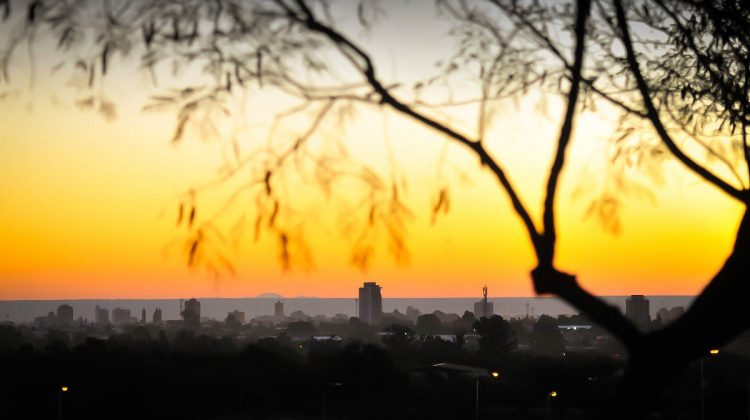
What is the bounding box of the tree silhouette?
[3,0,750,416]
[531,315,566,358]
[472,315,516,358]
[416,313,443,336]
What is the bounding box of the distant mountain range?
[255,292,320,299]
[255,292,283,299]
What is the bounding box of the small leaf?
[264,170,272,195]
[27,0,39,22]
[101,42,111,75]
[172,113,189,143]
[177,203,184,226]
[279,232,290,270]
[268,200,279,228]
[368,205,376,226]
[188,238,199,266]
[188,206,196,227]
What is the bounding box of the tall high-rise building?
[94,305,110,324]
[274,300,284,321]
[473,285,494,319]
[141,308,146,324]
[625,295,651,326]
[112,307,131,324]
[152,308,162,324]
[183,298,201,326]
[57,304,74,325]
[358,282,382,325]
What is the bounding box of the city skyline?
[0,293,695,325]
[14,293,685,328]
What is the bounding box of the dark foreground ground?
[1,325,750,419]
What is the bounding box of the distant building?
[227,310,245,325]
[358,282,382,325]
[152,308,162,324]
[625,295,651,325]
[141,309,146,324]
[34,311,57,328]
[656,306,684,325]
[112,307,131,325]
[57,304,74,326]
[94,305,110,324]
[274,300,284,321]
[473,285,494,319]
[182,298,201,327]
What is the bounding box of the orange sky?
[0,3,745,300]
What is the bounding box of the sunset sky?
[0,1,744,300]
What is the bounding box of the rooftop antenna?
[482,285,488,318]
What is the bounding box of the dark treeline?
[2,316,750,419]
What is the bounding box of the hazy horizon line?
[0,294,698,302]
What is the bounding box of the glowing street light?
[58,386,70,420]
[476,370,500,420]
[546,391,559,420]
[701,348,720,420]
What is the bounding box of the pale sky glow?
[0,1,744,300]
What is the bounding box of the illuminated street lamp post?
[700,349,720,420]
[547,391,558,420]
[476,371,500,420]
[58,386,69,420]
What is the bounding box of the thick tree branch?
[540,0,592,266]
[283,0,644,350]
[530,0,642,351]
[613,0,749,203]
[531,267,642,349]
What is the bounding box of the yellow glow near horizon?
[0,3,745,301]
[0,85,743,300]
